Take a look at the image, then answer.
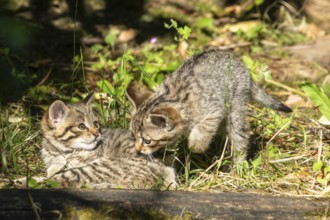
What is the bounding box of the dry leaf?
[224,20,261,33]
[284,94,304,108]
[297,22,325,39]
[8,116,23,123]
[318,116,330,126]
[118,29,137,43]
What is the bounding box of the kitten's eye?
[93,121,99,128]
[78,123,86,130]
[143,138,151,144]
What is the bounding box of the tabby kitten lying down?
[127,49,292,163]
[40,93,176,189]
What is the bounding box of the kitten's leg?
[227,101,249,164]
[188,115,223,153]
[52,170,84,188]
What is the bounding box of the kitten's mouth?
[95,140,103,148]
[88,137,101,145]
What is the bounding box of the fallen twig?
[269,155,308,164]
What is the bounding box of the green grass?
[0,103,44,187]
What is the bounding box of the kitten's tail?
[251,82,292,113]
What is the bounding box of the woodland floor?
[1,0,330,203]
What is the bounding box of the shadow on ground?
[0,0,171,104]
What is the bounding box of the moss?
[61,205,197,220]
[304,206,330,219]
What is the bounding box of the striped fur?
[41,95,176,189]
[127,49,292,163]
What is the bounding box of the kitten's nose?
[94,132,100,138]
[90,129,100,138]
[135,143,142,152]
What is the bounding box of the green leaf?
[323,84,330,97]
[27,177,38,188]
[155,73,165,84]
[0,47,10,56]
[195,17,214,29]
[45,179,59,188]
[324,166,330,174]
[177,26,191,41]
[245,23,265,40]
[268,145,280,160]
[70,97,80,103]
[251,155,262,171]
[312,161,323,172]
[105,29,119,46]
[170,19,178,28]
[90,44,103,53]
[301,82,330,121]
[143,77,156,89]
[164,22,172,29]
[143,63,159,75]
[97,79,114,95]
[255,0,264,6]
[164,19,191,42]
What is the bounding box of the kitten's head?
[41,92,101,151]
[126,82,183,155]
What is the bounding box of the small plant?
[95,51,134,128]
[140,44,181,88]
[313,159,330,187]
[164,19,192,42]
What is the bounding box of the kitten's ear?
[149,107,181,131]
[48,100,68,128]
[149,114,168,129]
[83,91,95,106]
[126,81,153,109]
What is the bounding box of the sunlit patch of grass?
[2,44,328,197]
[173,104,330,196]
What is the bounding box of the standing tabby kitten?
[41,93,176,189]
[127,49,292,162]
